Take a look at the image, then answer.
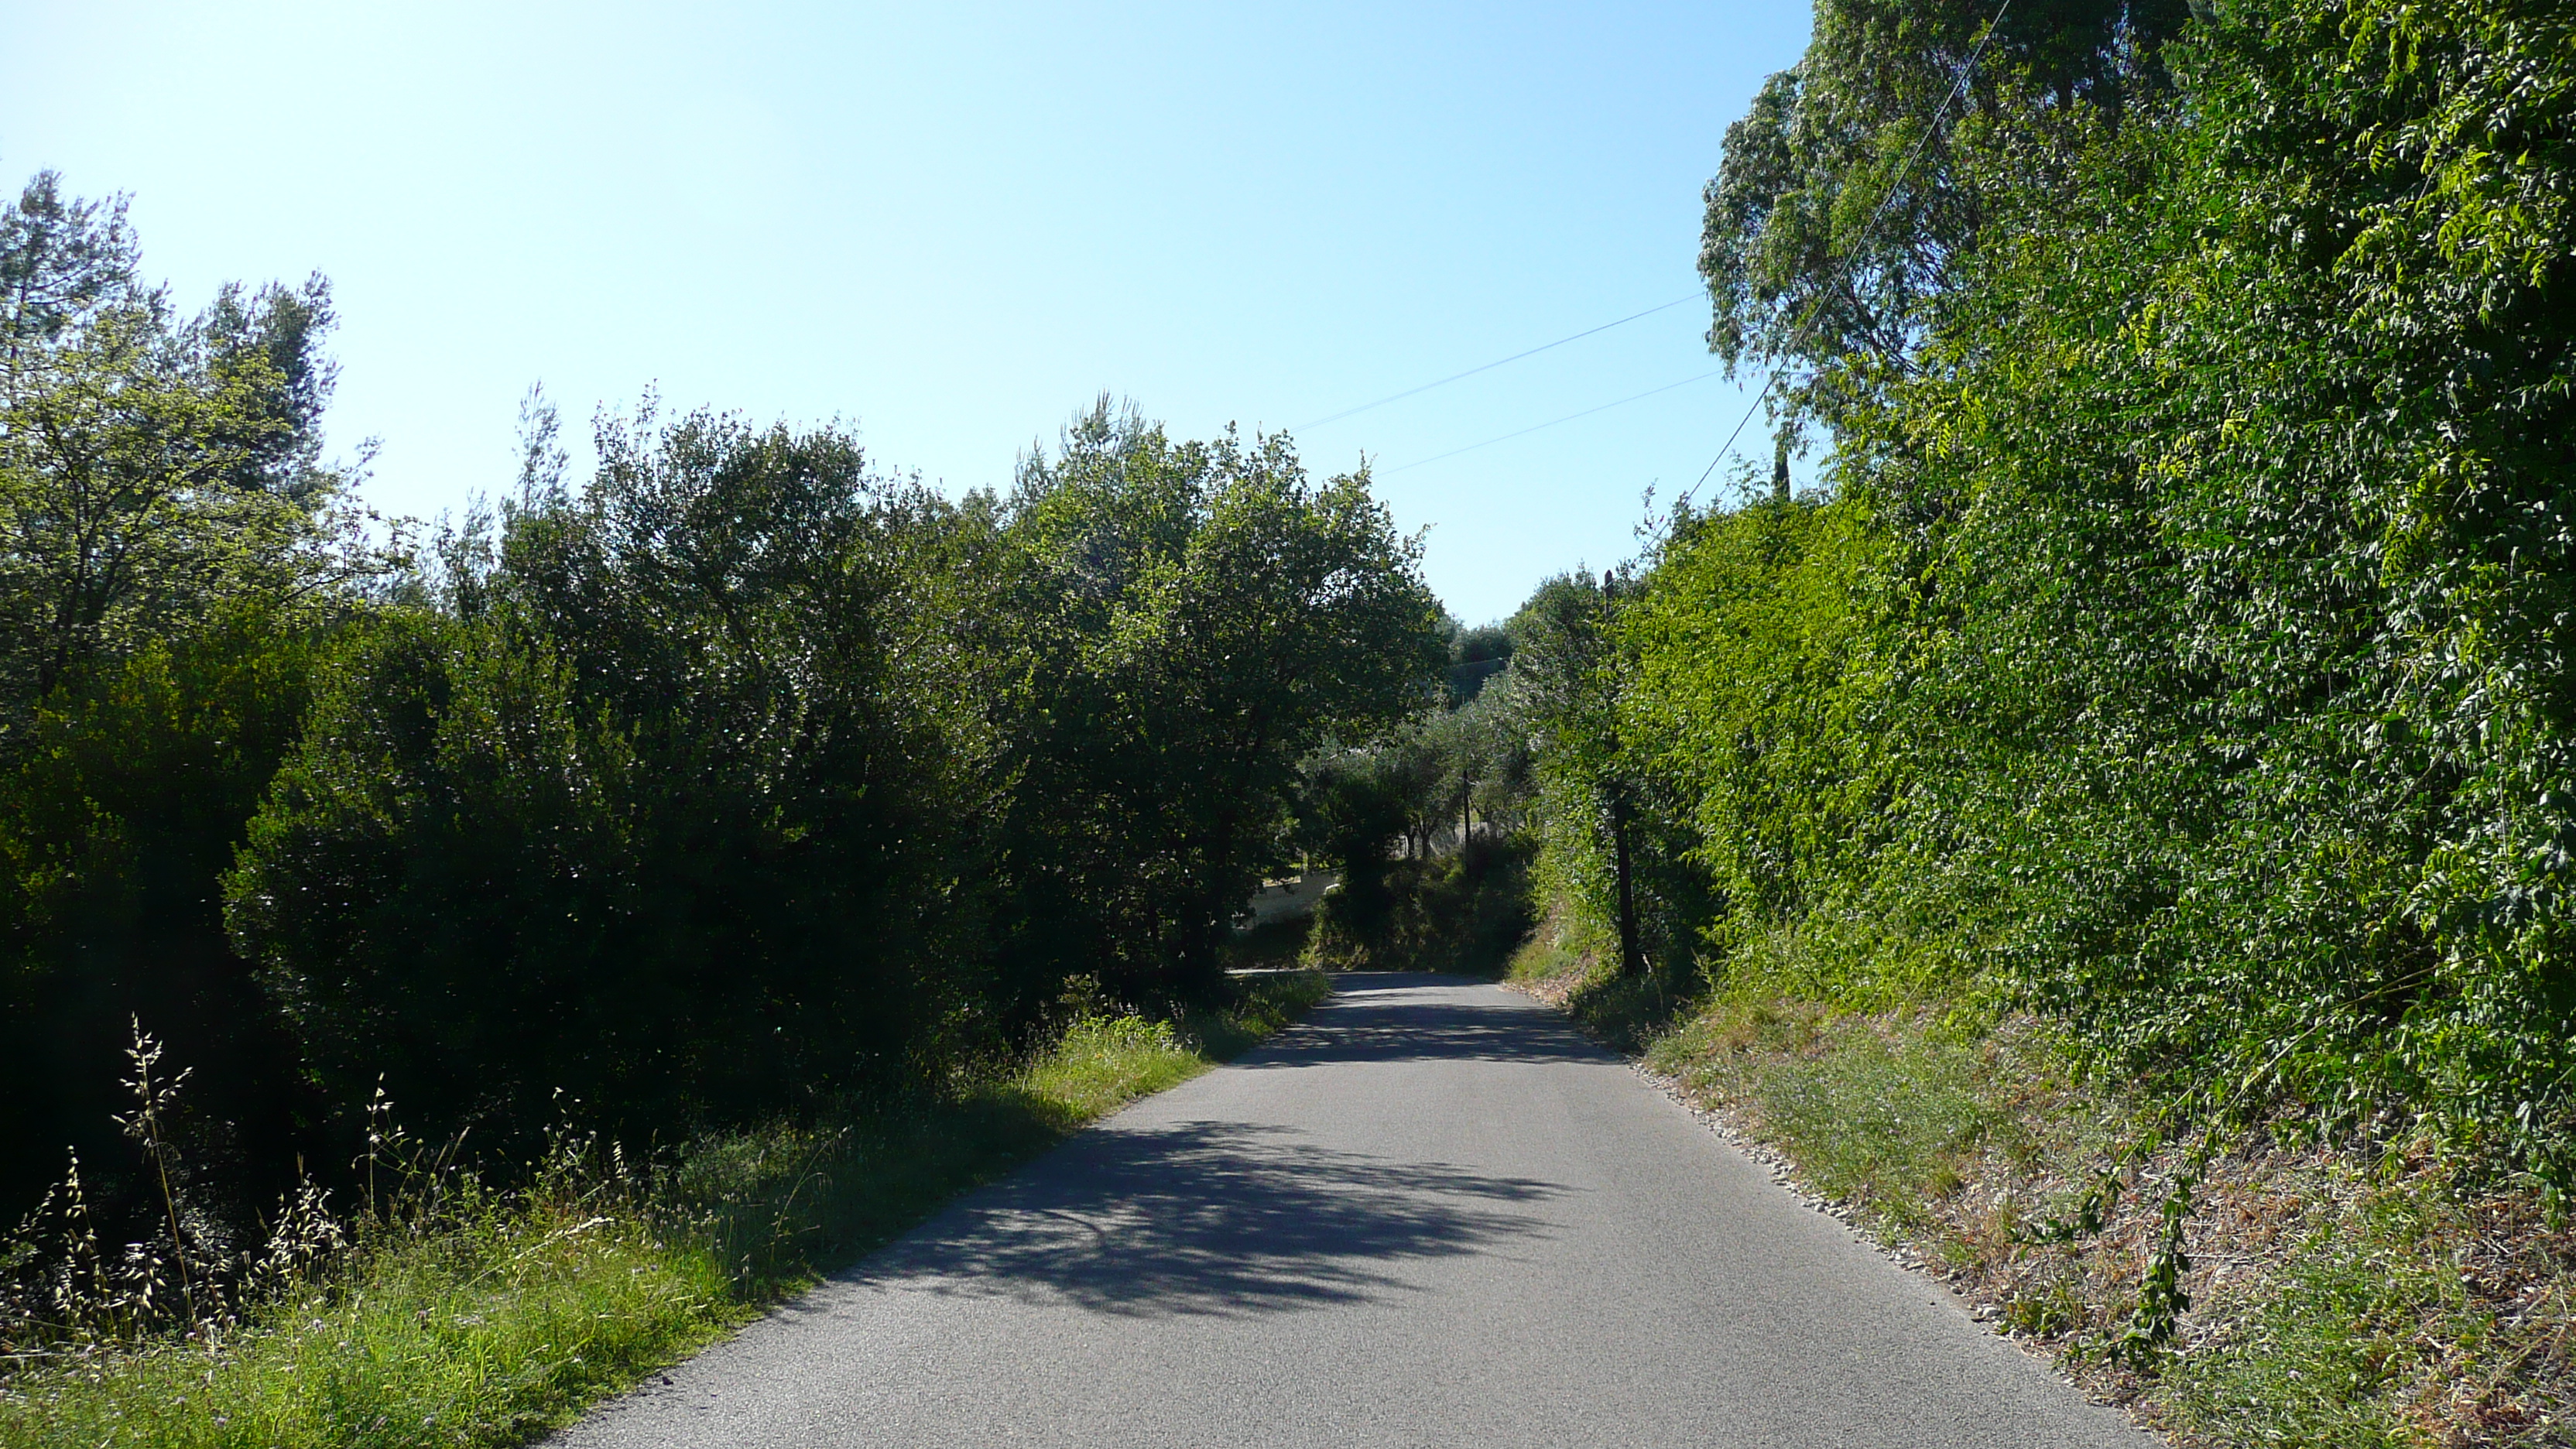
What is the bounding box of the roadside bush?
[228,409,995,1154]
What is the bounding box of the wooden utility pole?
[1600,567,1644,978]
[1610,785,1644,977]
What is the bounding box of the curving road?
[555,975,2150,1448]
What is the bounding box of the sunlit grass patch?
[1019,1016,1201,1122]
[1649,1001,2019,1226]
[2,1191,732,1449]
[2160,1188,2460,1447]
[2149,1172,2576,1447]
[1755,1030,1992,1224]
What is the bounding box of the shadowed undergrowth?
[1303,835,1535,978]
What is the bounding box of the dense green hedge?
[1523,0,2576,1175]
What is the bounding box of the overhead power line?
[1381,369,1727,474]
[1670,0,2016,521]
[1293,295,1697,433]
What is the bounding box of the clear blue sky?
[4,1,1810,625]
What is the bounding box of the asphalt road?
[554,975,2151,1448]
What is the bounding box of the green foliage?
[1536,0,2576,1204]
[1444,621,1512,705]
[1510,567,1724,983]
[0,171,360,724]
[207,390,1424,1164]
[1700,0,2191,446]
[1429,669,1533,832]
[1567,7,2576,1368]
[1294,744,1423,940]
[0,607,322,1237]
[1509,573,1632,964]
[0,166,374,1236]
[1619,499,1940,1005]
[1,169,1443,1273]
[1852,0,2576,1158]
[226,405,988,1151]
[0,161,1414,1444]
[993,399,1444,1005]
[1502,911,1690,1054]
[1290,598,1537,974]
[1508,5,2576,1398]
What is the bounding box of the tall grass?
[0,972,1329,1449]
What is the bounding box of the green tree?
[1294,743,1423,945]
[2,172,141,406]
[1698,0,2188,450]
[228,403,996,1146]
[0,171,358,724]
[995,399,1444,1005]
[0,170,362,1229]
[0,609,320,1229]
[1584,0,2576,1184]
[1509,570,1660,976]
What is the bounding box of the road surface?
[555,974,2150,1448]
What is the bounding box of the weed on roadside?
[2146,1168,2576,1447]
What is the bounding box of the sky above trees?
[0,0,1810,625]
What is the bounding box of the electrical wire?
[1292,295,1697,433]
[1668,0,2015,522]
[1380,369,1728,474]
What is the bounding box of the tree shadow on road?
[841,1119,1567,1318]
[1235,972,1614,1069]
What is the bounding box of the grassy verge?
[1502,899,1694,1050]
[0,970,1331,1449]
[1509,934,2576,1446]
